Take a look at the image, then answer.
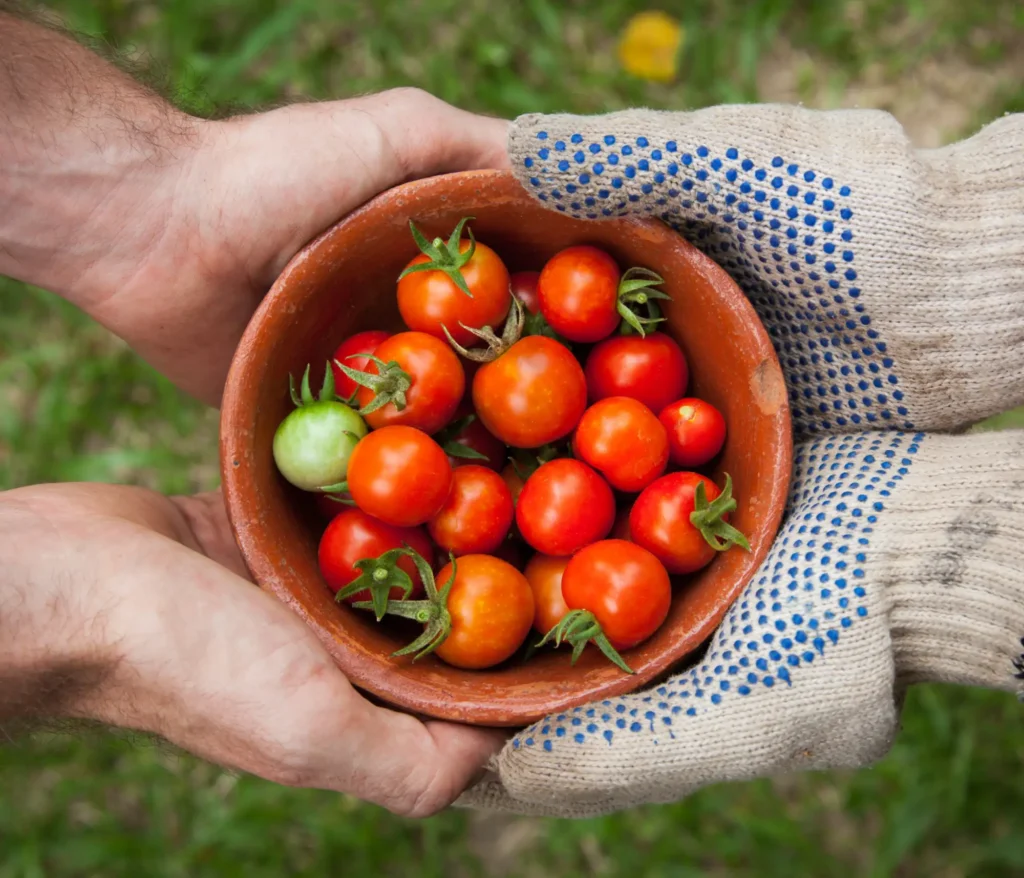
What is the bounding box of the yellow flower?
[617,11,684,83]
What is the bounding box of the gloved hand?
[459,105,1024,817]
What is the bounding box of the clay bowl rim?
[220,168,793,727]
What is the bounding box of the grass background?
[3,1,1024,875]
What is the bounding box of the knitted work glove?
[458,106,1024,818]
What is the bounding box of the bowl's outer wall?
[221,170,792,726]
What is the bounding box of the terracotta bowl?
[220,169,792,728]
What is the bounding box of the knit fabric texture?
[456,106,1024,818]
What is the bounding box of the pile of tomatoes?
[272,217,749,673]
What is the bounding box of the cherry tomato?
[351,332,464,435]
[584,332,688,414]
[537,246,620,343]
[346,426,452,527]
[516,458,615,555]
[573,397,669,493]
[433,555,534,669]
[318,509,431,601]
[272,369,368,492]
[330,330,390,401]
[427,465,514,555]
[524,554,571,636]
[397,226,511,348]
[473,336,587,448]
[630,472,745,574]
[510,271,541,314]
[439,403,506,471]
[659,398,727,468]
[561,540,671,649]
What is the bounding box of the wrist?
[0,490,121,723]
[881,431,1024,694]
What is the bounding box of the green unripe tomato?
[273,400,367,491]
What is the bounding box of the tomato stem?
[442,295,525,363]
[539,609,634,674]
[689,473,752,552]
[616,267,670,338]
[398,217,478,298]
[289,361,341,408]
[336,546,417,620]
[354,549,458,660]
[333,353,412,415]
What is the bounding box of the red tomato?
[397,238,511,348]
[516,458,615,556]
[524,554,571,636]
[537,246,621,342]
[354,332,464,434]
[440,403,506,471]
[573,397,669,493]
[346,426,452,527]
[473,336,587,448]
[659,398,727,468]
[510,271,541,314]
[318,509,432,602]
[433,555,534,669]
[331,330,390,401]
[630,472,744,574]
[561,540,671,649]
[427,465,514,555]
[584,332,688,414]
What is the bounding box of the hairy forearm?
[0,9,198,307]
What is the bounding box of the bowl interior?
[221,170,791,727]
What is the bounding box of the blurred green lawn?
[3,1,1024,875]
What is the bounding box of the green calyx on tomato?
[333,353,412,416]
[354,548,457,660]
[617,267,671,338]
[690,473,751,552]
[442,294,525,363]
[398,216,478,299]
[334,545,418,620]
[508,443,565,480]
[539,609,634,674]
[434,413,490,462]
[273,362,368,493]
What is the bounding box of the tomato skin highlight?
[397,240,511,347]
[659,398,727,468]
[472,336,587,448]
[574,396,670,493]
[331,330,390,401]
[561,540,671,650]
[433,555,534,669]
[516,458,615,556]
[524,553,571,636]
[509,271,541,314]
[346,426,453,527]
[427,465,514,556]
[356,332,464,434]
[584,332,688,414]
[629,471,723,574]
[318,509,431,602]
[538,246,621,343]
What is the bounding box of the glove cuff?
[880,430,1024,695]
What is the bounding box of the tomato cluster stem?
[617,267,670,337]
[540,609,634,674]
[353,549,457,660]
[335,546,416,620]
[333,353,412,416]
[398,216,478,298]
[689,473,752,552]
[442,294,525,363]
